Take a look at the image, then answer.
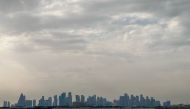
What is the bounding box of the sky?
[0,0,190,105]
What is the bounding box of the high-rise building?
[38,96,45,107]
[3,101,10,107]
[48,97,52,106]
[38,96,53,107]
[76,95,80,103]
[163,101,171,107]
[145,96,150,107]
[150,97,155,107]
[25,100,33,108]
[87,95,97,106]
[3,101,7,107]
[53,95,58,106]
[59,92,66,106]
[17,93,26,107]
[118,93,129,107]
[140,94,145,107]
[155,100,161,107]
[68,92,72,106]
[81,95,85,103]
[33,100,36,107]
[130,94,135,107]
[124,93,129,107]
[97,97,104,106]
[92,95,97,106]
[7,101,11,107]
[134,96,140,107]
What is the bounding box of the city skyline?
[0,0,190,105]
[2,92,171,108]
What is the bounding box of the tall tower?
[76,95,80,103]
[17,93,26,107]
[53,95,58,106]
[81,95,85,103]
[33,100,36,107]
[59,92,66,106]
[48,97,52,106]
[68,92,72,106]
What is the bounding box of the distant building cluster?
[114,93,161,108]
[3,101,10,108]
[2,92,171,108]
[163,100,171,107]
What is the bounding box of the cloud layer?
[0,0,190,104]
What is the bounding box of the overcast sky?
[0,0,190,105]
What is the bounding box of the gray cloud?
[0,0,190,105]
[0,13,41,32]
[0,0,40,13]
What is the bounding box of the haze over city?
[0,0,190,105]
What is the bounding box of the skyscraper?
[38,96,45,107]
[3,101,10,107]
[145,96,150,107]
[59,92,66,106]
[135,95,140,107]
[163,101,171,107]
[81,95,85,103]
[53,95,58,106]
[130,94,135,107]
[76,95,80,103]
[25,100,33,108]
[124,93,129,107]
[48,97,52,106]
[7,101,10,107]
[17,93,26,107]
[140,94,145,107]
[33,100,36,107]
[68,92,72,106]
